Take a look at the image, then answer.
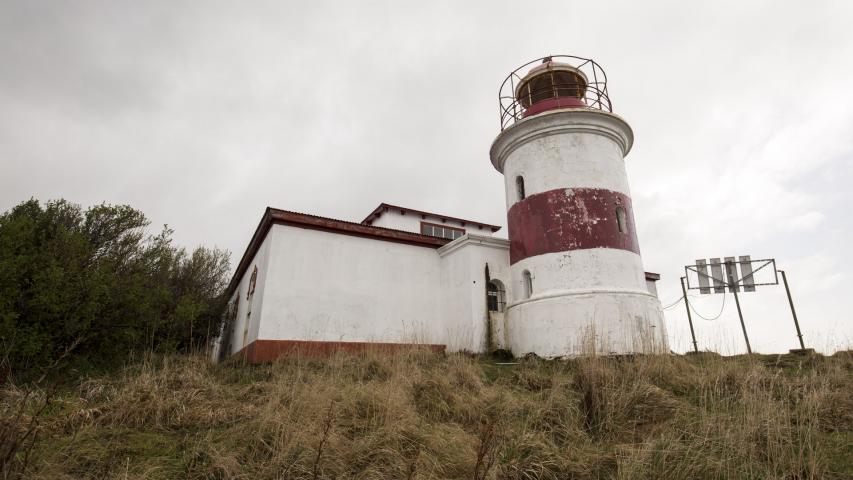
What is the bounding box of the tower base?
[506,290,667,357]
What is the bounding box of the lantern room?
[498,55,613,130]
[515,59,589,117]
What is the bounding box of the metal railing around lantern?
[498,55,612,130]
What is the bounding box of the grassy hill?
[3,350,851,479]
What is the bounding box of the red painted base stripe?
[235,339,446,363]
[508,187,640,264]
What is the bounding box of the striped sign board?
[685,257,777,294]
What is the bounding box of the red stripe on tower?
[507,187,640,264]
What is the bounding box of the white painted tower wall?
[491,110,668,357]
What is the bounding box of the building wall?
[212,232,273,358]
[434,241,474,350]
[257,224,445,346]
[436,235,511,352]
[645,279,659,297]
[462,238,511,352]
[370,209,495,237]
[210,225,515,358]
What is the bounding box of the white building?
[212,55,668,362]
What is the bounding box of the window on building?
[516,176,526,201]
[420,222,465,240]
[522,270,533,299]
[487,280,506,312]
[616,206,627,233]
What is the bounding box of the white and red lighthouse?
[490,56,667,357]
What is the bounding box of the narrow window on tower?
[522,270,533,299]
[516,176,526,201]
[616,206,627,233]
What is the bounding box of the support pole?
[680,276,699,353]
[779,270,805,350]
[732,288,752,354]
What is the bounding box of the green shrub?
[0,199,230,378]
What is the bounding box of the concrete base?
[685,351,722,359]
[505,289,668,358]
[236,339,446,363]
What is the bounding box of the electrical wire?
[687,292,727,321]
[659,294,683,307]
[660,292,708,311]
[661,296,684,310]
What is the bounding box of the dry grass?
[2,349,852,479]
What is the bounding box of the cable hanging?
[661,292,708,311]
[661,296,684,310]
[687,292,727,321]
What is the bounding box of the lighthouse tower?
[490,55,667,357]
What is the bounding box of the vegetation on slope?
[3,350,851,479]
[0,199,230,377]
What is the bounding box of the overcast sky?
[2,1,851,354]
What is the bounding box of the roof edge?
[437,233,510,257]
[225,208,452,298]
[361,203,502,232]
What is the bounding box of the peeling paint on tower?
[507,187,640,264]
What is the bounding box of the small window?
[615,206,627,233]
[487,280,506,312]
[522,270,533,299]
[421,221,464,239]
[516,176,526,201]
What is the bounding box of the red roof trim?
[226,208,451,298]
[361,203,502,232]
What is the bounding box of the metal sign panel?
[695,259,711,294]
[710,258,725,293]
[739,255,755,292]
[685,257,778,293]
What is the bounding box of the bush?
[0,199,230,378]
